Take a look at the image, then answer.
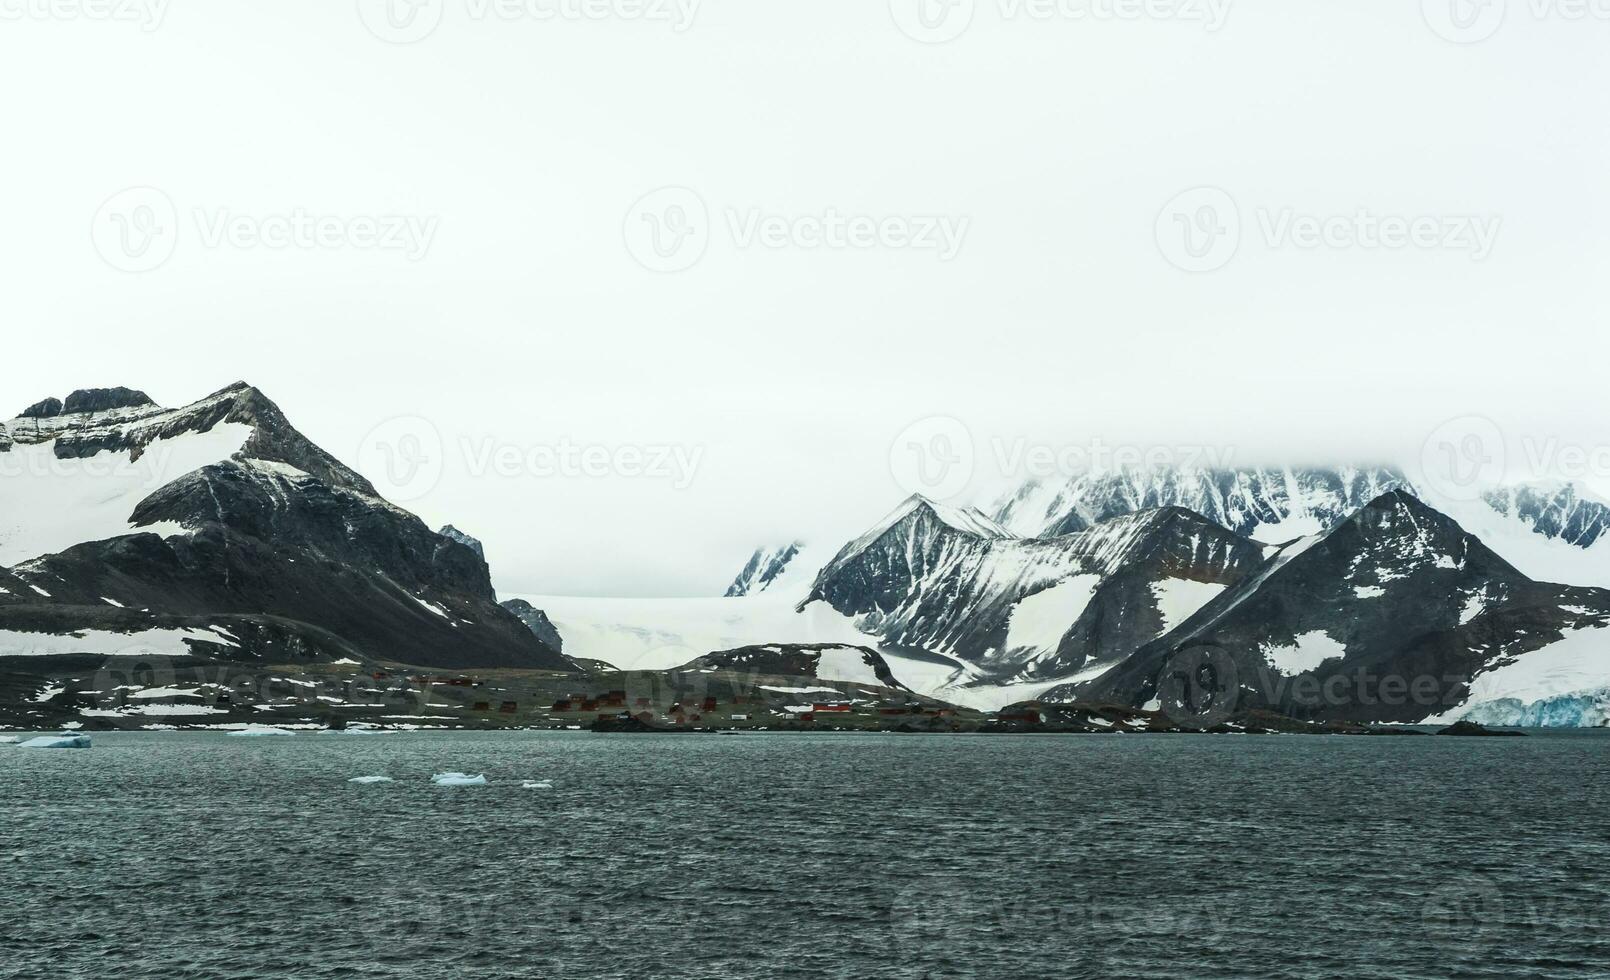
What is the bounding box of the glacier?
[1460,693,1610,728]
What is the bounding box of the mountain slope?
[682,643,908,690]
[800,495,1266,684]
[0,384,570,671]
[1070,491,1610,724]
[724,542,803,597]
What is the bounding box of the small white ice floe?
[431,772,488,787]
[521,780,554,790]
[0,736,20,744]
[227,727,295,737]
[348,776,394,784]
[18,735,93,750]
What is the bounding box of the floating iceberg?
[431,772,487,786]
[348,776,394,784]
[227,727,295,737]
[0,736,19,744]
[521,780,554,790]
[18,734,93,749]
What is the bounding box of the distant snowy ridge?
[994,464,1610,588]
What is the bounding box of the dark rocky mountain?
[801,495,1265,683]
[724,542,802,597]
[1067,491,1610,724]
[502,598,564,653]
[681,643,907,690]
[0,383,571,671]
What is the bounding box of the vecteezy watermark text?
[1156,187,1501,272]
[889,0,1233,43]
[357,0,702,44]
[91,187,439,272]
[357,416,703,503]
[0,0,168,29]
[623,187,969,273]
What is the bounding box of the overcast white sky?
[3,1,1607,595]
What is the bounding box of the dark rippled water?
[3,730,1609,979]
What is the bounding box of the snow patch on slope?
[1262,630,1347,675]
[1004,575,1100,656]
[0,422,254,566]
[814,647,886,687]
[1151,578,1227,633]
[0,628,231,658]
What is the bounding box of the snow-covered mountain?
[994,465,1410,543]
[995,464,1610,589]
[0,384,570,671]
[800,495,1266,685]
[1067,491,1610,725]
[724,542,802,597]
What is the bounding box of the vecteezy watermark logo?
[889,416,975,502]
[1156,186,1240,273]
[1157,186,1501,271]
[1419,415,1507,503]
[357,0,446,43]
[625,186,970,272]
[1424,0,1610,43]
[91,187,180,273]
[889,0,977,43]
[0,0,169,29]
[192,209,439,261]
[1423,878,1503,948]
[1422,0,1507,42]
[1155,644,1240,728]
[623,186,710,273]
[358,416,446,504]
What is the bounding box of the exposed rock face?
[61,388,155,415]
[803,496,1265,683]
[501,599,564,653]
[724,543,802,597]
[441,525,487,560]
[1071,491,1610,724]
[0,383,571,672]
[17,397,62,420]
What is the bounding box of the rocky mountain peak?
[17,397,63,419]
[61,387,155,415]
[440,525,486,559]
